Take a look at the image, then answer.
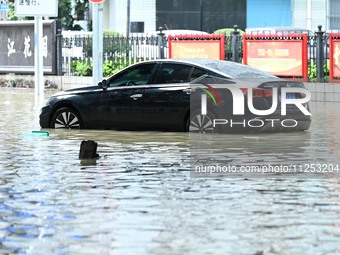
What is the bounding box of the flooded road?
[0,89,340,255]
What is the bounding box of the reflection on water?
[0,89,340,255]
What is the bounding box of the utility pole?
[306,0,312,30]
[126,0,130,37]
[200,0,203,31]
[91,0,104,85]
[15,0,58,108]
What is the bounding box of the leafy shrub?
[213,28,245,36]
[45,80,58,89]
[0,78,34,88]
[103,60,126,77]
[308,59,329,82]
[70,58,129,77]
[76,61,92,76]
[309,60,317,81]
[69,58,78,74]
[0,78,56,88]
[0,78,7,87]
[7,79,34,88]
[70,59,93,76]
[7,3,18,21]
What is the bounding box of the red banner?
[168,34,225,60]
[243,34,308,81]
[329,33,340,82]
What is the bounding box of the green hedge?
[308,59,329,82]
[70,59,128,77]
[213,28,245,36]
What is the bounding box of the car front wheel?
[50,107,83,129]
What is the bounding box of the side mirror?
[98,79,108,90]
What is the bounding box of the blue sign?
[0,3,9,13]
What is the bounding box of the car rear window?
[154,63,193,84]
[180,59,277,79]
[203,61,277,79]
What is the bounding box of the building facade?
[95,0,339,34]
[100,0,247,35]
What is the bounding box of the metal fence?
[61,34,161,76]
[61,27,330,82]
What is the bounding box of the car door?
[142,63,194,130]
[90,63,157,129]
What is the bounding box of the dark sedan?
[39,59,311,133]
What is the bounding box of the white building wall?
[130,0,156,34]
[103,1,110,31]
[310,0,327,29]
[328,0,340,30]
[101,0,338,35]
[107,0,156,35]
[292,0,327,31]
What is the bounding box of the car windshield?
[182,59,277,79]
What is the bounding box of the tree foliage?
[213,28,245,36]
[57,0,74,30]
[7,2,18,21]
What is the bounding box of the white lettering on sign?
[18,0,39,6]
[15,0,58,17]
[7,38,16,57]
[23,36,32,58]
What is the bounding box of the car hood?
[51,86,100,97]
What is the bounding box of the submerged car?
[39,59,311,133]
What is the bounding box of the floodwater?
[0,88,340,255]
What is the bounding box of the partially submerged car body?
[40,59,311,133]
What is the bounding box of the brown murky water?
[0,89,339,255]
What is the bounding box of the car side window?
[108,63,156,87]
[190,67,209,81]
[154,63,193,84]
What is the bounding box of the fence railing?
[61,27,331,82]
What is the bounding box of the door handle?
[130,94,143,100]
[110,91,118,98]
[183,88,193,94]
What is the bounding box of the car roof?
[132,58,277,79]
